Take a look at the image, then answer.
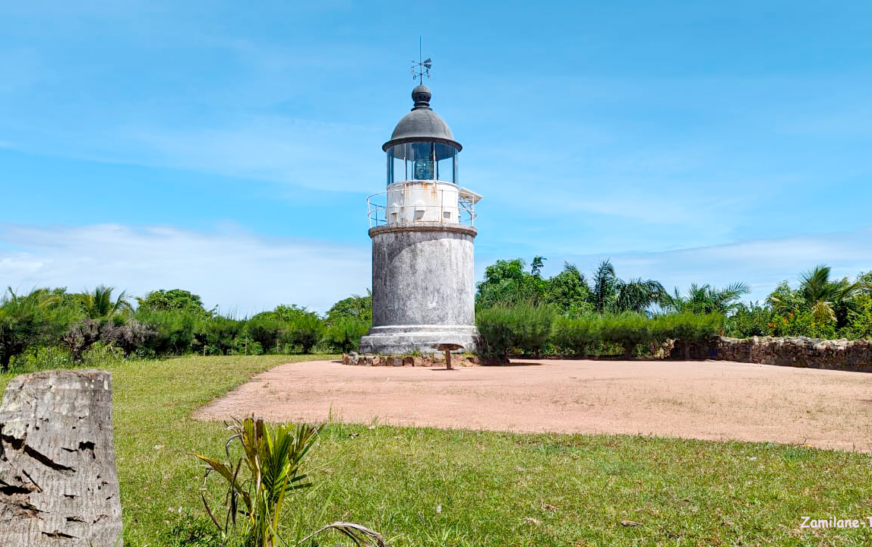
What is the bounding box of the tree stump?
[0,370,123,546]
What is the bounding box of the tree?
[286,314,325,354]
[666,282,750,315]
[726,301,772,337]
[78,285,132,320]
[846,293,872,339]
[193,316,243,356]
[275,307,325,353]
[246,313,285,354]
[136,289,211,317]
[545,263,593,316]
[325,292,372,325]
[590,259,666,314]
[531,256,546,277]
[476,258,547,308]
[767,281,803,315]
[614,278,667,314]
[477,257,665,314]
[770,265,861,326]
[591,260,617,313]
[0,288,79,370]
[274,304,315,322]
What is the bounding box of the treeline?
[474,258,872,358]
[728,266,872,339]
[3,259,869,370]
[0,287,372,371]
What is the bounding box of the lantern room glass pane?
[410,142,434,180]
[434,143,456,184]
[386,142,458,184]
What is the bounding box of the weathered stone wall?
[672,336,872,372]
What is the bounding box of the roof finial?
[411,36,431,85]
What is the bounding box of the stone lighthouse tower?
[359,84,482,355]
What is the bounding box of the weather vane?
[411,37,432,85]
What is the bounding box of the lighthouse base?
[359,324,481,355]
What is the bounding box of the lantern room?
[383,85,462,185]
[386,141,457,184]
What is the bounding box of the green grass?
[3,355,872,545]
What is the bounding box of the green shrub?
[194,316,244,355]
[726,303,772,337]
[652,311,724,343]
[476,303,556,360]
[284,312,325,354]
[769,311,836,339]
[845,294,872,339]
[232,332,263,356]
[476,307,515,360]
[136,309,200,355]
[0,288,82,370]
[599,312,651,358]
[8,345,75,372]
[551,314,600,356]
[516,305,556,356]
[245,314,285,354]
[324,316,370,353]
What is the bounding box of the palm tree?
[666,282,750,315]
[79,285,132,320]
[772,265,861,324]
[0,288,75,370]
[591,259,667,313]
[614,278,668,313]
[592,260,617,313]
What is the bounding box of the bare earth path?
[194,359,872,452]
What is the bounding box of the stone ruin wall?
[672,336,872,372]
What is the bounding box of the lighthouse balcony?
[367,181,481,228]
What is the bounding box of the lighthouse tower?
[359,84,482,355]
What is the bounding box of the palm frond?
[298,522,389,547]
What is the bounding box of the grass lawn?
[3,355,872,546]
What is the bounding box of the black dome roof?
[382,85,462,151]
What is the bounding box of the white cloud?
[121,117,384,193]
[1,115,385,194]
[0,223,370,315]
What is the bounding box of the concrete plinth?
[359,324,481,354]
[363,223,480,354]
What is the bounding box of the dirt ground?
[194,359,872,452]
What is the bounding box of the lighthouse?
[359,83,482,355]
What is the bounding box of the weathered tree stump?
[0,370,123,546]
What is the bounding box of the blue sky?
[1,1,871,314]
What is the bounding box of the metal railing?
[366,187,479,228]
